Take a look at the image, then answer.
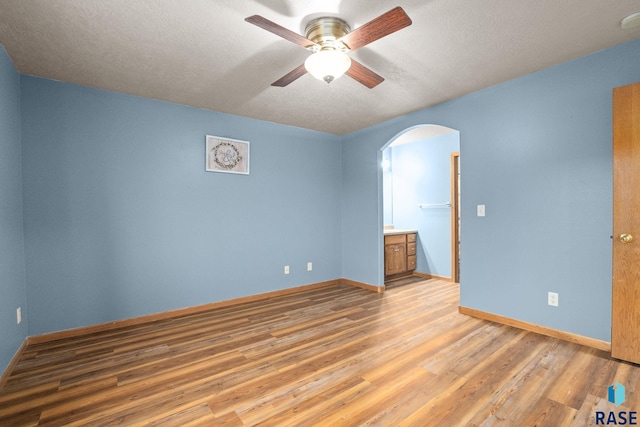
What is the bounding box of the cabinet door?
[407,242,416,256]
[407,255,417,271]
[385,244,407,275]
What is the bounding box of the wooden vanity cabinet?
[384,232,417,279]
[407,233,417,271]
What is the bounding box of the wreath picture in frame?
[205,135,250,175]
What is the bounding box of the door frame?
[450,152,460,283]
[379,124,461,285]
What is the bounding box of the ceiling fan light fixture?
[304,50,352,84]
[621,12,640,29]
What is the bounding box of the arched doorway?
[380,125,460,284]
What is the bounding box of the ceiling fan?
[245,7,412,88]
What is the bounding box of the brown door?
[611,81,640,363]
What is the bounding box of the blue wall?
[0,45,27,372]
[389,132,460,277]
[20,77,342,335]
[2,38,639,373]
[341,38,640,342]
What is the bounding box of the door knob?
[619,233,634,243]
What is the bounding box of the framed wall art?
[205,135,250,175]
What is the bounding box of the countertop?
[383,228,418,236]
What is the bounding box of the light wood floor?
[1,279,638,426]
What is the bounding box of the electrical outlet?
[548,292,559,307]
[307,262,312,271]
[17,307,21,324]
[284,265,289,275]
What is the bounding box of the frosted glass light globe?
[304,50,352,84]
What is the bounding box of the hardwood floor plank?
[400,332,551,426]
[1,279,639,426]
[36,351,253,425]
[545,346,606,409]
[569,393,607,427]
[0,376,117,421]
[316,367,435,426]
[356,368,458,426]
[269,307,363,337]
[422,323,519,375]
[256,376,375,426]
[143,403,216,427]
[519,397,578,427]
[0,380,60,405]
[467,340,566,426]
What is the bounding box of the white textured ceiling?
[0,1,639,135]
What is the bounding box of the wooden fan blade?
[271,63,307,87]
[346,59,384,89]
[245,15,317,49]
[339,7,412,51]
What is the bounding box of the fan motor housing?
[305,17,350,50]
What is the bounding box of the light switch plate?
[548,292,559,307]
[477,204,486,217]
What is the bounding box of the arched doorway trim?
[378,124,460,286]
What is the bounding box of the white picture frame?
[205,135,250,175]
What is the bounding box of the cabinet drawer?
[407,255,417,270]
[407,233,416,243]
[385,234,406,245]
[407,242,416,255]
